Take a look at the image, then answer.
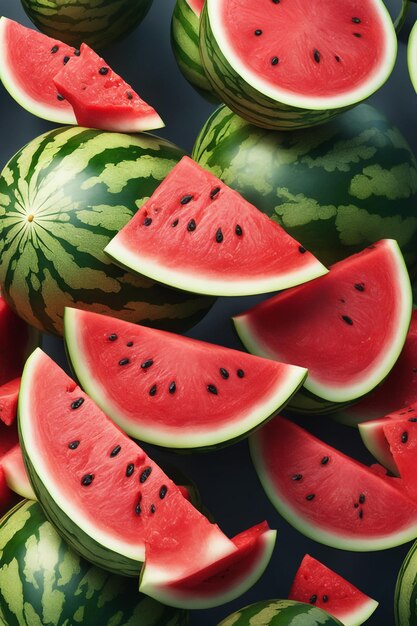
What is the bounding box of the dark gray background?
[1,1,417,624]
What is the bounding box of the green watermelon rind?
[408,21,417,93]
[234,240,413,405]
[395,539,417,626]
[64,307,308,450]
[199,0,397,130]
[217,599,344,625]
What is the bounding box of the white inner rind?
[336,598,379,626]
[207,0,398,110]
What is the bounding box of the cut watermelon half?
[105,156,327,297]
[19,348,276,607]
[64,307,307,450]
[288,554,378,626]
[234,240,412,407]
[0,18,163,132]
[250,416,417,550]
[1,444,36,501]
[0,377,20,426]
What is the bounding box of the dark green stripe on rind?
[217,599,343,625]
[395,540,417,625]
[0,500,188,626]
[0,127,213,335]
[21,0,153,49]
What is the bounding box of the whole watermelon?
[0,127,212,335]
[395,539,417,625]
[192,104,417,279]
[20,0,153,49]
[0,499,188,626]
[217,599,343,625]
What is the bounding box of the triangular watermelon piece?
[19,348,276,608]
[288,554,378,626]
[105,156,328,297]
[64,307,307,449]
[0,377,20,426]
[0,443,36,501]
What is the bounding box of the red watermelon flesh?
[235,240,412,405]
[0,420,20,516]
[289,554,378,626]
[378,417,417,501]
[0,444,36,501]
[0,296,35,387]
[188,0,204,15]
[0,377,20,426]
[250,416,417,550]
[19,348,276,607]
[105,156,327,297]
[53,43,164,133]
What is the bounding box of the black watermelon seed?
[144,217,152,226]
[149,385,157,397]
[70,397,84,410]
[359,509,364,519]
[354,503,359,508]
[292,474,303,481]
[220,368,229,379]
[354,282,365,291]
[353,32,362,37]
[272,0,280,3]
[306,494,315,501]
[321,456,330,465]
[181,194,193,205]
[57,94,65,101]
[172,219,179,227]
[309,595,317,604]
[342,315,353,325]
[187,219,197,232]
[135,497,142,515]
[271,56,279,66]
[119,358,129,366]
[335,55,341,62]
[81,474,94,486]
[99,67,109,75]
[402,431,409,443]
[210,187,220,199]
[207,384,218,395]
[63,56,70,64]
[127,91,133,99]
[150,504,156,514]
[254,29,263,36]
[141,359,154,369]
[159,485,168,499]
[409,418,417,422]
[51,45,59,53]
[235,225,243,236]
[359,493,366,504]
[299,246,306,253]
[237,369,245,378]
[169,381,176,394]
[126,464,134,477]
[74,49,80,56]
[108,333,118,341]
[352,17,361,23]
[110,445,121,457]
[313,49,321,63]
[68,440,80,450]
[140,467,152,483]
[216,228,224,243]
[127,341,133,347]
[322,595,328,603]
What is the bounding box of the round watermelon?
[0,127,212,336]
[20,0,153,49]
[0,499,188,626]
[217,599,343,625]
[192,103,417,278]
[395,538,417,626]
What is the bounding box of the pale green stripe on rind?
[218,600,344,625]
[395,540,417,625]
[234,240,413,405]
[64,306,308,449]
[408,22,417,93]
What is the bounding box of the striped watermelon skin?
[192,104,417,279]
[20,0,153,49]
[395,539,417,626]
[0,127,212,336]
[218,599,343,625]
[171,0,217,102]
[0,500,188,626]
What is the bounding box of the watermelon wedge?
[19,348,276,608]
[0,18,163,132]
[64,307,307,449]
[105,157,327,297]
[250,416,417,550]
[1,444,36,501]
[234,240,412,408]
[0,377,20,426]
[288,554,378,626]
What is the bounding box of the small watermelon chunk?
[0,377,20,426]
[53,43,164,133]
[1,444,36,501]
[377,417,417,502]
[289,554,378,626]
[105,156,327,296]
[250,416,417,550]
[235,240,412,407]
[64,307,307,449]
[19,348,276,608]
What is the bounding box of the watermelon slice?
[19,348,276,608]
[64,307,307,449]
[0,18,163,132]
[0,377,20,426]
[234,240,412,407]
[105,157,327,296]
[288,554,378,626]
[250,416,417,550]
[1,444,36,501]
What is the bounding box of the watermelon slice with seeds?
[0,17,163,132]
[105,156,327,296]
[64,307,307,449]
[234,240,412,410]
[289,554,378,626]
[19,348,276,608]
[250,416,417,550]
